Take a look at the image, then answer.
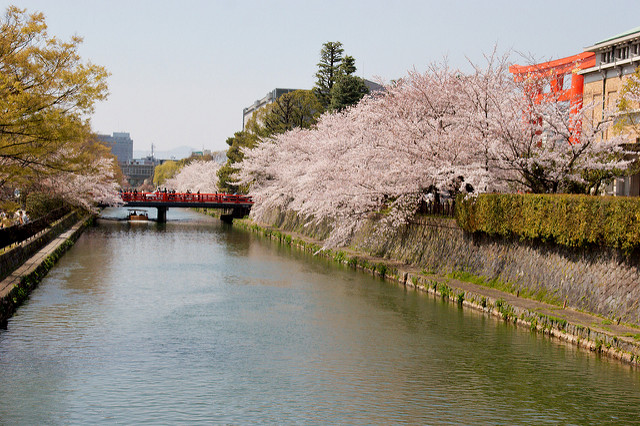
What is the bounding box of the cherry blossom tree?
[0,6,109,191]
[237,51,632,247]
[164,160,221,193]
[33,150,122,211]
[465,51,631,194]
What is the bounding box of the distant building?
[97,132,133,163]
[120,156,164,187]
[579,26,640,196]
[190,149,212,157]
[242,88,299,129]
[363,79,384,93]
[242,81,383,130]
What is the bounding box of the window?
[620,46,629,60]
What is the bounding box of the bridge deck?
[117,192,253,223]
[120,192,253,209]
[123,201,253,209]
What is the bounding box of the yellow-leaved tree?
[0,6,117,209]
[153,160,181,187]
[616,67,640,138]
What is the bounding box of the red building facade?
[509,52,596,141]
[509,52,595,112]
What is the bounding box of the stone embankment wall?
[0,210,84,281]
[0,212,92,327]
[259,210,640,326]
[354,216,640,325]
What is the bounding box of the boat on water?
[128,209,149,221]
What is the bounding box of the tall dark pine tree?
[329,55,369,112]
[313,41,344,110]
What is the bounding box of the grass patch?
[448,270,562,306]
[333,250,346,263]
[375,263,388,277]
[623,333,640,341]
[495,298,515,321]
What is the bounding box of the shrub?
[456,193,640,254]
[25,192,64,219]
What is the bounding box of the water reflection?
[0,208,638,424]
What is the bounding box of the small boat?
[128,209,149,221]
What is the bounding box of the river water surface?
[1,208,639,424]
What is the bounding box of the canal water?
[0,208,639,424]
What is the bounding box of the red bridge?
[120,191,253,223]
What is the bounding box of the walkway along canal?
[0,208,639,423]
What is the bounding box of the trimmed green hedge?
[455,193,640,254]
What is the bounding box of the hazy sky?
[4,0,639,154]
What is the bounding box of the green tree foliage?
[0,6,110,191]
[340,55,357,76]
[616,67,640,137]
[217,131,260,193]
[329,74,369,112]
[25,192,64,219]
[256,90,322,136]
[314,44,368,112]
[329,55,369,112]
[313,41,344,109]
[153,160,180,186]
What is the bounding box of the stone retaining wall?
[0,211,82,281]
[0,213,92,327]
[353,216,640,325]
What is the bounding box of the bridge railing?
[121,192,253,205]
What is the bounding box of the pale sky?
[4,0,640,154]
